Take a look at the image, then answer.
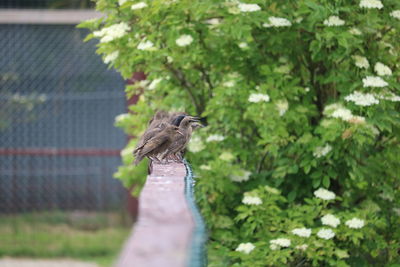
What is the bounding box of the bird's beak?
[192,122,205,128]
[189,116,201,122]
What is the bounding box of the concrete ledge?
[0,9,102,24]
[116,162,194,267]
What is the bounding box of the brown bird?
[134,125,184,165]
[161,116,200,162]
[133,111,169,156]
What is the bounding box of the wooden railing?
[116,161,206,267]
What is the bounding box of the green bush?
[80,0,400,265]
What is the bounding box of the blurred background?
[0,1,133,266]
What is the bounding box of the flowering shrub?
[80,0,400,265]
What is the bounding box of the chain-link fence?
[0,22,128,213]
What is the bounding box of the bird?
[134,125,184,165]
[148,110,169,129]
[161,116,201,162]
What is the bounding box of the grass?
[0,211,132,267]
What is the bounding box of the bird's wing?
[138,135,169,156]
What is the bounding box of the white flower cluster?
[374,62,392,76]
[137,40,154,50]
[263,17,292,28]
[206,134,225,142]
[291,228,312,237]
[314,188,336,200]
[176,35,193,47]
[276,100,289,116]
[352,55,369,69]
[345,218,365,229]
[188,136,204,152]
[205,18,221,25]
[115,113,129,123]
[238,3,261,12]
[248,93,270,103]
[376,91,400,102]
[296,244,308,251]
[359,0,383,9]
[324,103,353,121]
[148,78,162,90]
[103,50,119,64]
[270,238,291,248]
[362,76,388,87]
[94,22,130,43]
[390,10,400,19]
[238,42,248,49]
[118,0,127,5]
[313,144,332,158]
[199,165,211,171]
[236,242,255,254]
[317,228,335,240]
[223,81,235,87]
[230,169,251,182]
[219,151,234,161]
[242,195,263,205]
[323,16,345,26]
[349,28,362,35]
[131,2,148,10]
[345,91,379,106]
[321,214,341,228]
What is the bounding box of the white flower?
[321,214,341,228]
[263,17,292,28]
[323,16,345,26]
[94,22,130,43]
[305,87,310,92]
[313,144,332,158]
[376,91,400,102]
[291,228,312,238]
[120,146,134,157]
[206,134,225,142]
[223,81,235,87]
[270,238,291,248]
[374,62,392,76]
[359,0,383,9]
[238,42,248,49]
[230,169,251,182]
[248,93,270,103]
[317,228,335,240]
[188,136,205,152]
[236,243,255,254]
[115,113,129,123]
[276,100,289,116]
[200,165,211,171]
[103,50,119,64]
[324,103,353,121]
[131,2,147,10]
[220,152,235,161]
[349,28,362,35]
[176,34,194,47]
[296,244,308,251]
[314,188,336,200]
[242,195,262,205]
[238,3,261,12]
[265,185,280,195]
[205,18,221,25]
[118,0,127,5]
[390,10,400,19]
[269,244,279,250]
[148,78,162,90]
[362,76,388,87]
[345,91,379,106]
[352,55,369,69]
[137,40,154,50]
[345,218,365,229]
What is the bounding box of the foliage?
[0,211,131,267]
[80,0,400,265]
